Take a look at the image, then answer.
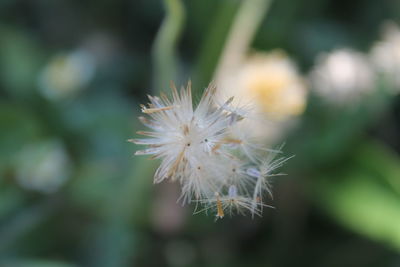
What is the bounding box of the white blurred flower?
[15,140,71,193]
[130,82,286,219]
[310,49,375,104]
[38,49,96,100]
[370,22,400,92]
[216,50,307,144]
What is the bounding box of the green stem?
[193,1,240,89]
[152,0,185,92]
[214,0,273,81]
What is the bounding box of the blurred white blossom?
[38,49,96,100]
[370,22,400,92]
[15,140,71,193]
[216,50,307,144]
[310,49,375,104]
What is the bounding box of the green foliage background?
[0,0,400,266]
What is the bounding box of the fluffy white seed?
[131,82,288,219]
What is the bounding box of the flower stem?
[214,0,273,81]
[152,0,185,92]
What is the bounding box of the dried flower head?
[130,81,288,219]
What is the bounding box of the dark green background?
[0,0,400,266]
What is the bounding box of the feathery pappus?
[129,81,288,219]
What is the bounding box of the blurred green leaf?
[0,199,58,252]
[355,141,400,195]
[0,104,43,172]
[0,26,44,98]
[313,141,400,251]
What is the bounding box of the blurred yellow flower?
[241,51,306,117]
[217,50,307,120]
[215,50,307,144]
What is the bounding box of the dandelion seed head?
[132,81,288,219]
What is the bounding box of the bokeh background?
[1,0,400,266]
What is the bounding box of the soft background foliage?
[0,0,400,266]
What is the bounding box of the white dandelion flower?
[131,81,289,219]
[131,82,239,199]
